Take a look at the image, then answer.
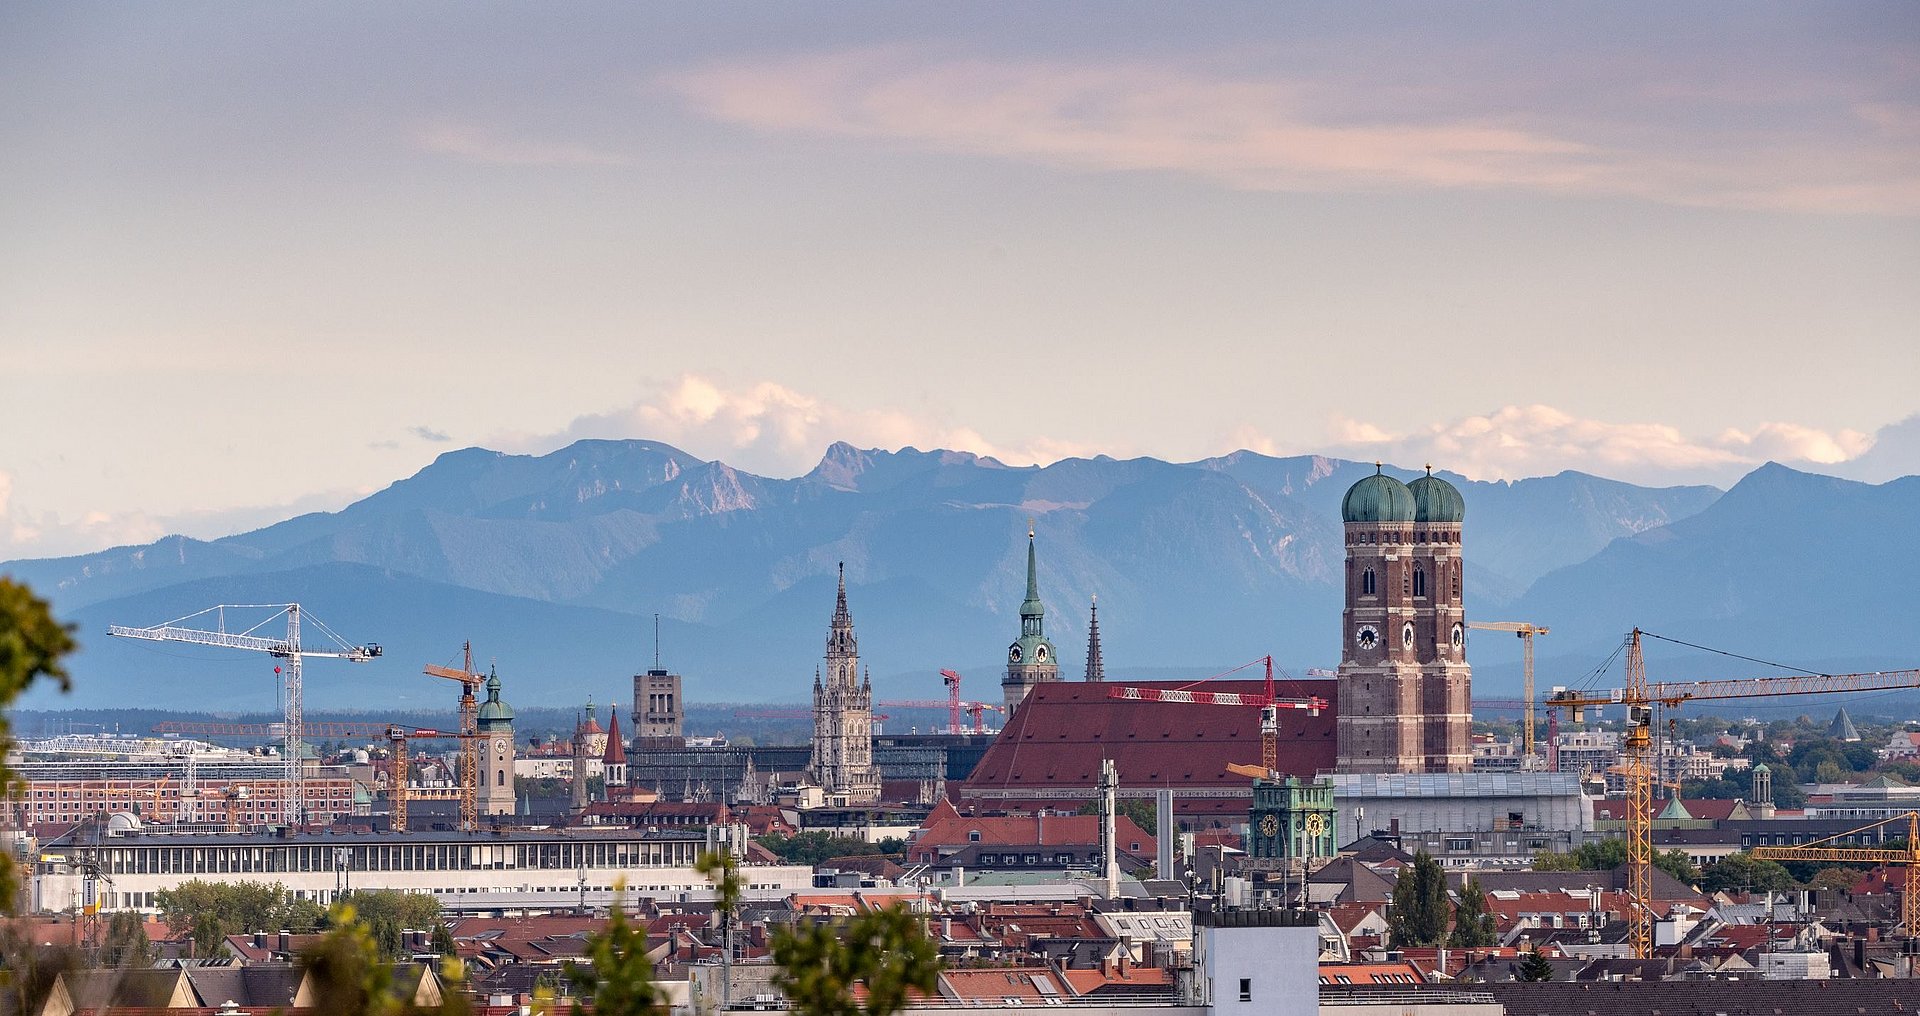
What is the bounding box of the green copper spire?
[1021,520,1045,628]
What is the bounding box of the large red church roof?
[960,678,1338,816]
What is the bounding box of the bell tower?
[475,668,515,816]
[1408,466,1471,773]
[1002,523,1060,714]
[1336,465,1422,773]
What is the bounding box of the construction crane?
[1545,629,1920,959]
[384,726,485,833]
[422,642,488,832]
[1107,656,1326,780]
[878,698,1004,733]
[154,720,393,739]
[1753,811,1919,936]
[109,604,381,826]
[1467,621,1549,757]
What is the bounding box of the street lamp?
[577,863,588,914]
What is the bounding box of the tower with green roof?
[1002,523,1060,714]
[1336,464,1472,774]
[476,667,516,815]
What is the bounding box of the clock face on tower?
[1450,623,1465,650]
[1258,814,1280,837]
[1035,644,1050,663]
[1008,643,1023,663]
[1355,625,1379,649]
[1401,622,1416,650]
[1304,812,1327,837]
[495,739,509,759]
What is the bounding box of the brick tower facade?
[1335,465,1471,773]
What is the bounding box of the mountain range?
[5,440,1914,717]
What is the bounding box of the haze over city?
[4,4,1918,560]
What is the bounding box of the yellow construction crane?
[1754,811,1919,936]
[1468,621,1549,757]
[422,642,486,831]
[1546,630,1920,959]
[385,725,482,833]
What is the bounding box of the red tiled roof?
[603,708,626,764]
[961,679,1336,814]
[908,805,1155,864]
[1318,962,1426,985]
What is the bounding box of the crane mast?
[109,603,380,826]
[1467,621,1549,758]
[1546,629,1920,958]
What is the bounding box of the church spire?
[833,561,851,626]
[1084,595,1104,682]
[1020,522,1045,634]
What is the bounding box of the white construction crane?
[110,603,381,826]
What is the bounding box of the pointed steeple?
[1084,595,1105,682]
[603,707,626,765]
[1020,522,1045,635]
[833,561,851,625]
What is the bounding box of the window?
[968,830,981,842]
[1413,567,1426,597]
[1446,838,1472,852]
[1361,568,1376,595]
[1238,978,1252,1002]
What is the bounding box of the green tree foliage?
[155,880,328,945]
[1448,877,1497,948]
[1516,949,1555,982]
[1700,852,1796,894]
[1388,850,1450,947]
[1075,797,1157,835]
[1655,849,1700,885]
[772,906,941,1016]
[755,832,904,866]
[1532,837,1628,872]
[295,903,474,1016]
[563,888,660,1016]
[343,890,444,943]
[0,579,76,914]
[1807,867,1866,892]
[102,910,152,968]
[301,904,396,1016]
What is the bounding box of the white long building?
[34,825,812,915]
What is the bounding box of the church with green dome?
[1335,464,1473,774]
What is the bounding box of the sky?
[2,3,1917,560]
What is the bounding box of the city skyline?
[4,4,1917,559]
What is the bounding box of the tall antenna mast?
[653,613,661,670]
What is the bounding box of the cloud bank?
[665,47,1920,215]
[503,374,1102,477]
[1238,405,1884,487]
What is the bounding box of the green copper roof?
[1341,466,1416,523]
[477,667,515,725]
[1021,529,1045,620]
[1408,469,1465,524]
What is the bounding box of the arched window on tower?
[1452,569,1461,599]
[1413,567,1427,598]
[1362,568,1376,595]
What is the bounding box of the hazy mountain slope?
[1514,464,1920,665]
[9,441,1908,712]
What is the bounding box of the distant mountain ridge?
[6,439,1906,712]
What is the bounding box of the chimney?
[278,930,290,953]
[253,932,266,949]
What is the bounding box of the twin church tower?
[810,464,1471,804]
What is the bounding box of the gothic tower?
[1083,595,1105,682]
[475,668,515,816]
[810,564,879,804]
[1335,465,1471,773]
[1002,524,1060,713]
[1408,467,1471,772]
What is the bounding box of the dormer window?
[969,830,981,842]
